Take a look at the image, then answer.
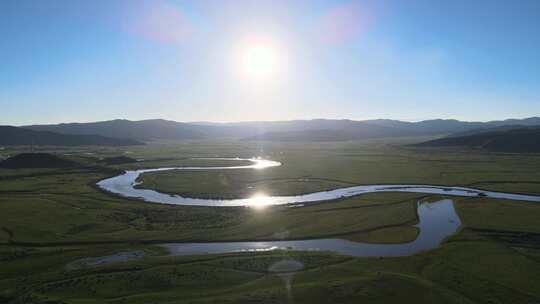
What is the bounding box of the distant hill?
[245,129,367,142]
[445,125,530,138]
[414,127,540,153]
[206,117,540,141]
[243,122,414,141]
[20,117,540,142]
[25,118,422,141]
[365,117,540,134]
[0,126,143,146]
[251,119,415,141]
[25,119,206,141]
[0,153,79,168]
[364,119,479,133]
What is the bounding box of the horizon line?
[5,115,540,127]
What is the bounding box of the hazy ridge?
[20,117,540,143]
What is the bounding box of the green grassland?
[134,140,540,197]
[2,237,540,303]
[1,139,540,303]
[0,175,423,243]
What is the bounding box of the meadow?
[1,138,540,303]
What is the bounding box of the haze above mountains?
[1,117,539,152]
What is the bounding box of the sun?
[239,43,280,80]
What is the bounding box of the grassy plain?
[1,138,540,303]
[135,140,540,197]
[2,238,540,303]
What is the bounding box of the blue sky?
[1,0,540,125]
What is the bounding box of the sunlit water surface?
[162,198,461,257]
[82,158,540,263]
[97,158,540,207]
[68,199,461,265]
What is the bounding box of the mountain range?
[1,117,539,147]
[21,117,540,142]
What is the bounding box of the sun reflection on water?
[250,158,281,170]
[248,193,274,210]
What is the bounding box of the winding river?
[162,198,460,257]
[97,158,540,207]
[70,198,460,267]
[90,158,540,258]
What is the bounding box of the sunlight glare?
[249,193,273,210]
[239,43,280,81]
[250,158,282,169]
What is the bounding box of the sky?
[1,0,540,125]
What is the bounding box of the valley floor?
[1,139,540,303]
